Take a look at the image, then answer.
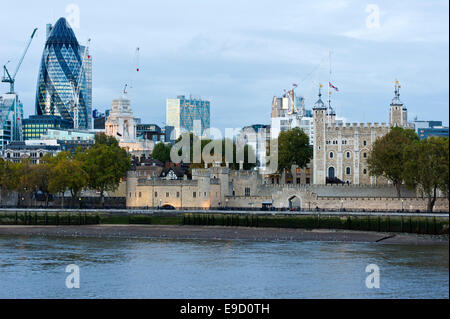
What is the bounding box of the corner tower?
[389,80,407,128]
[312,85,327,184]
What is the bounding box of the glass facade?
[0,93,23,151]
[35,17,91,129]
[22,115,72,140]
[166,95,210,138]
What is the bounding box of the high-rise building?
[0,93,24,152]
[166,95,210,139]
[270,90,316,145]
[35,17,92,129]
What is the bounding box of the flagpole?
[328,50,332,114]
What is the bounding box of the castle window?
[346,151,351,158]
[166,192,169,197]
[155,192,158,197]
[193,192,196,198]
[329,152,334,158]
[363,152,367,158]
[245,187,251,196]
[346,167,351,175]
[177,192,180,198]
[139,192,141,198]
[363,169,367,174]
[363,140,367,146]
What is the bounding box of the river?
[0,235,448,298]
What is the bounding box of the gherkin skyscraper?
[35,17,91,129]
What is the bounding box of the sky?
[0,0,448,131]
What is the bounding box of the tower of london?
[312,81,413,185]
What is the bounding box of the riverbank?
[0,225,448,245]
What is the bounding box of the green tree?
[48,151,88,208]
[437,137,449,200]
[367,127,419,197]
[277,127,313,172]
[0,159,19,205]
[83,135,131,206]
[152,142,172,163]
[173,133,257,170]
[30,155,53,207]
[403,137,448,212]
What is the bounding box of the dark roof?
[46,17,79,47]
[160,166,188,178]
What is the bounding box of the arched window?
[363,169,367,174]
[363,152,367,158]
[363,140,367,146]
[329,152,334,158]
[346,167,351,175]
[346,151,351,158]
[328,167,335,178]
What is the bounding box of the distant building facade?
[2,141,60,164]
[105,96,154,158]
[0,93,24,151]
[22,115,72,140]
[418,127,449,140]
[166,95,210,139]
[271,90,318,144]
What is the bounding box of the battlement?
[326,122,389,131]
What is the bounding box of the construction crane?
[2,28,38,94]
[122,47,140,96]
[71,38,91,129]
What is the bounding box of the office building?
[0,93,24,152]
[418,127,449,140]
[166,95,210,139]
[35,17,92,129]
[271,91,317,145]
[22,115,72,140]
[136,124,165,142]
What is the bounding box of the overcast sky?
[1,0,448,130]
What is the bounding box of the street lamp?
[340,200,344,211]
[401,199,404,212]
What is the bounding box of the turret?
[389,80,407,127]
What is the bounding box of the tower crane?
[1,27,37,142]
[122,47,140,96]
[2,28,38,94]
[71,38,91,129]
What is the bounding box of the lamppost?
[79,197,82,209]
[340,200,344,212]
[225,198,229,210]
[401,199,404,212]
[159,199,162,209]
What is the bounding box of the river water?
[0,235,448,298]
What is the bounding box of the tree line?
[0,133,131,207]
[368,127,449,211]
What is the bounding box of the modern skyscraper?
[166,95,210,139]
[35,17,92,129]
[0,93,24,152]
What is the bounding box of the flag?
[329,82,339,92]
